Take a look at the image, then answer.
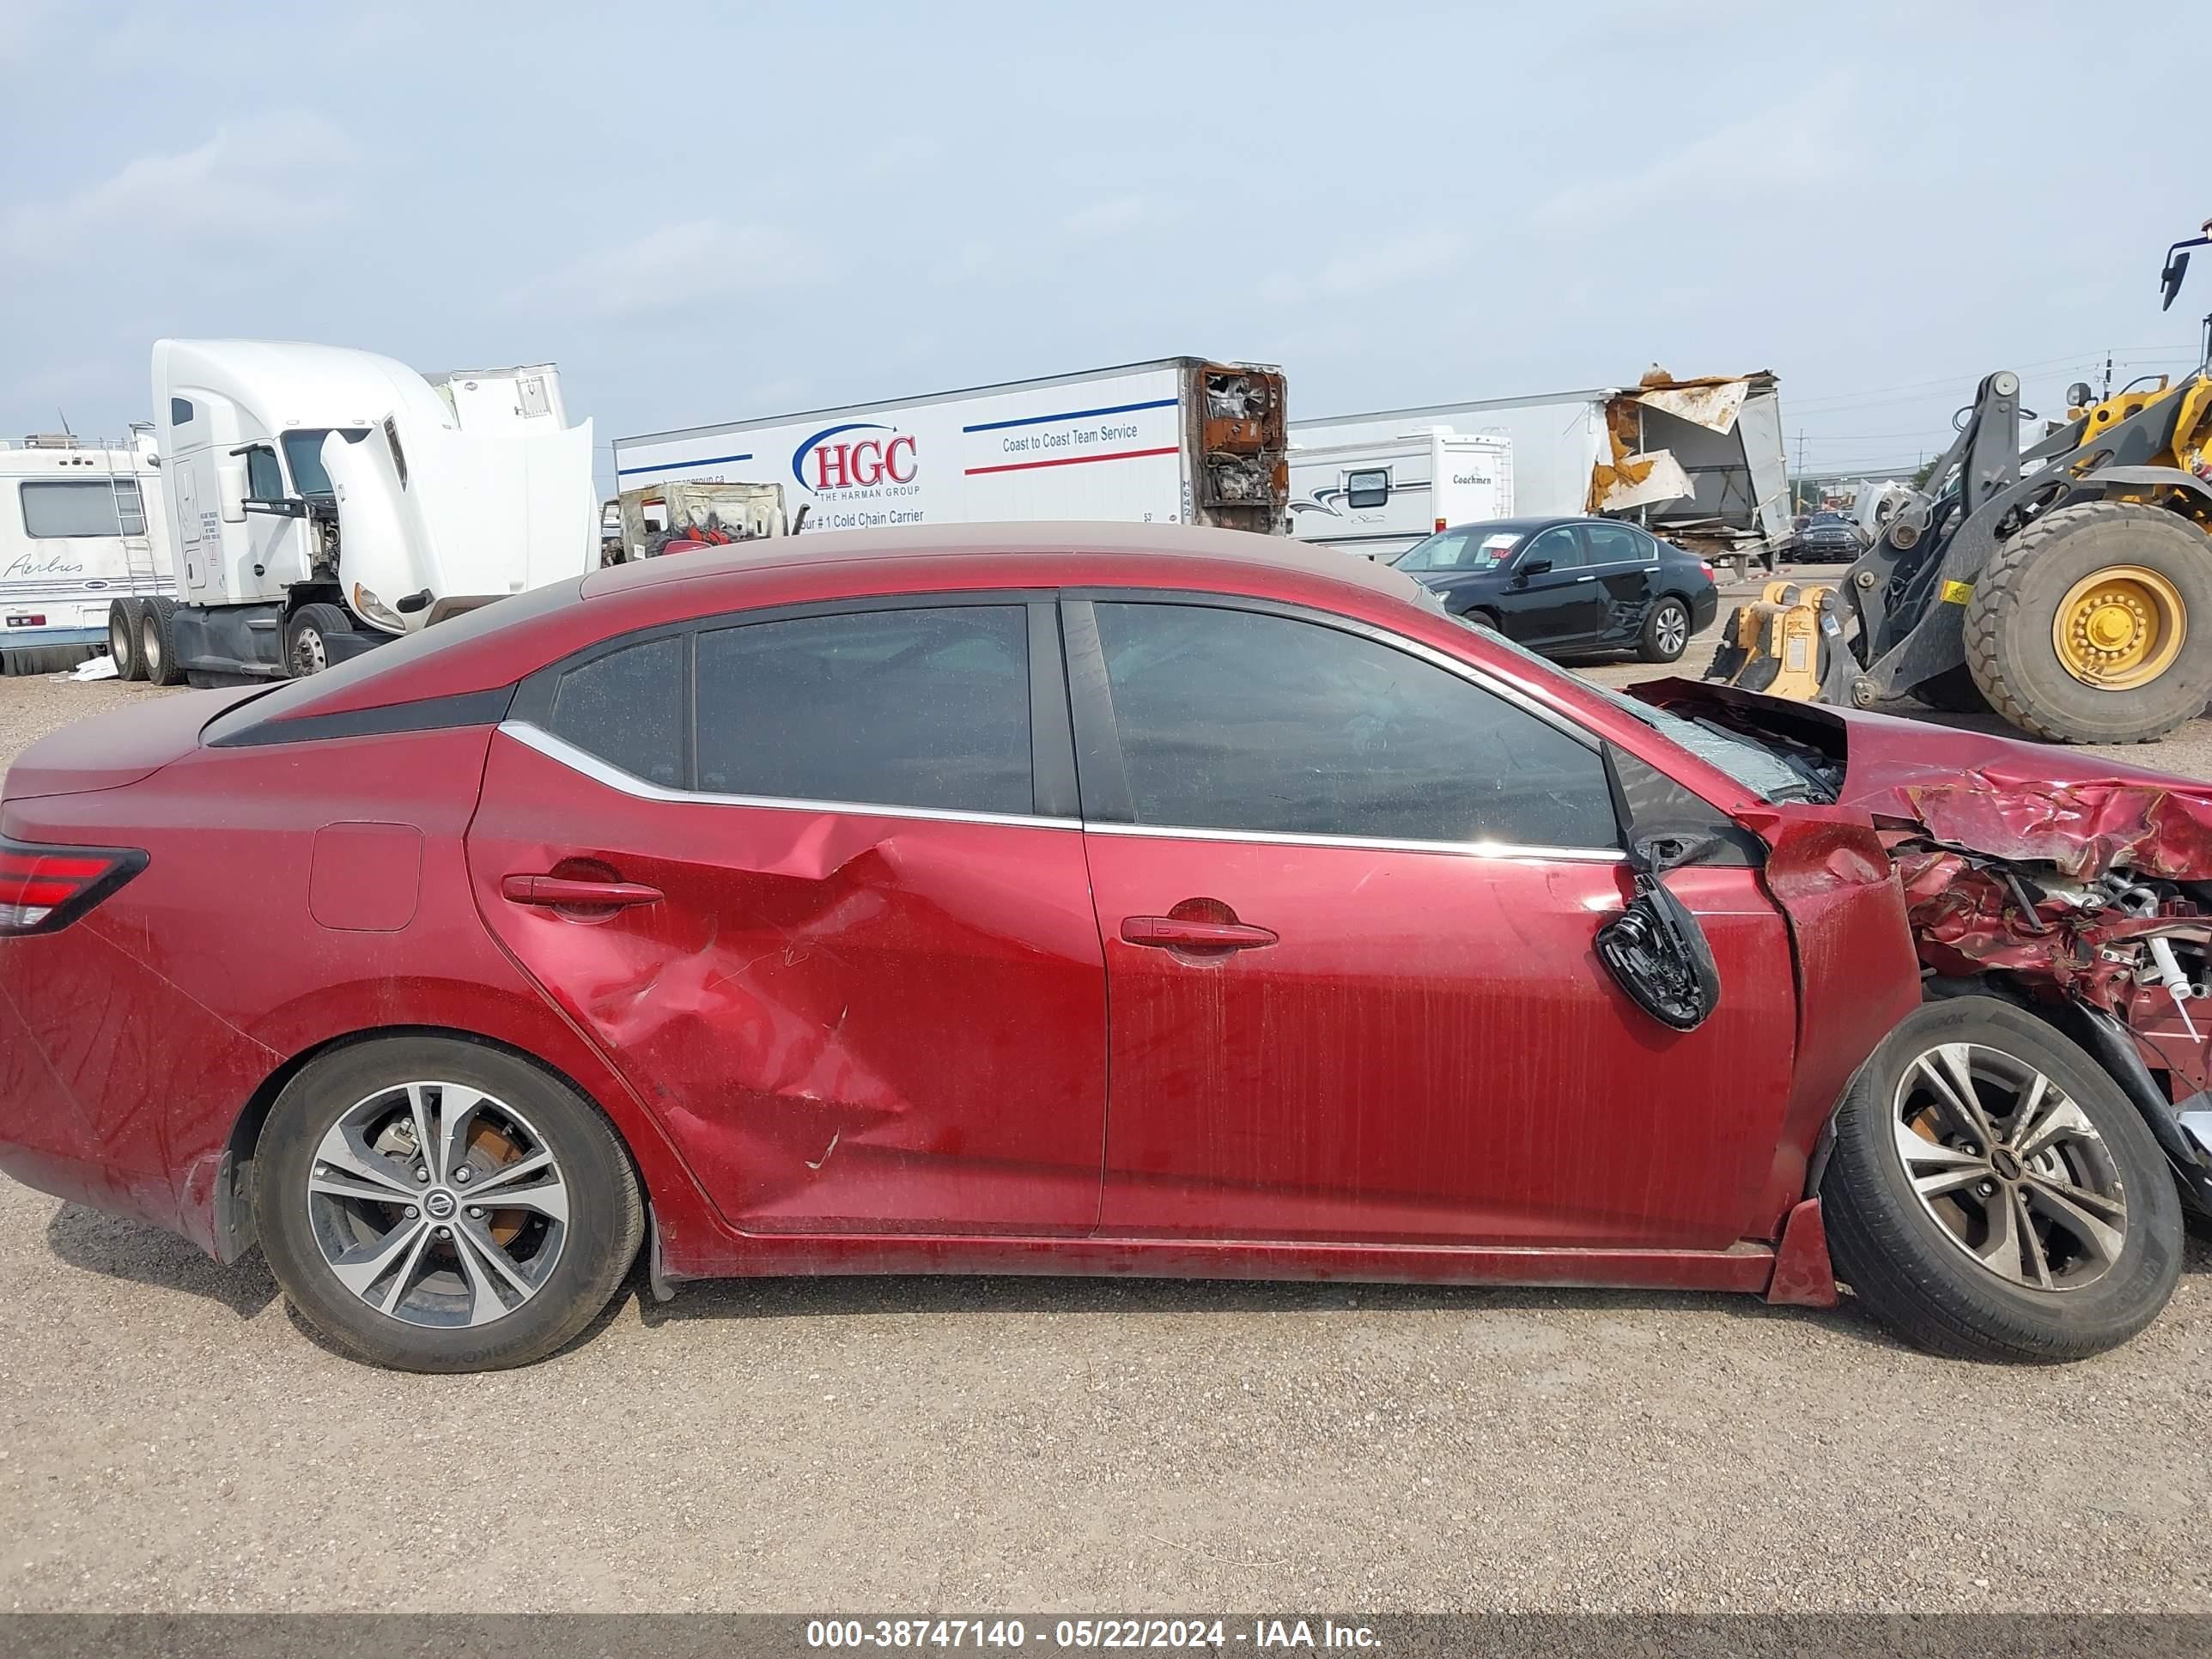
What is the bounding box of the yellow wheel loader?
[1709,223,2212,744]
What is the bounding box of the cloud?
[1,112,356,268]
[1261,230,1468,305]
[516,219,828,318]
[1061,195,1149,240]
[1534,75,1854,232]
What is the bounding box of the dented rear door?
[466,599,1108,1236]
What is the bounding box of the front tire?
[256,1036,645,1372]
[1820,996,2181,1362]
[1965,501,2212,743]
[1638,595,1692,663]
[284,602,352,678]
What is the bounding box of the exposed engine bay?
[1635,678,2212,1198]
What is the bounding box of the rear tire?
[1638,595,1692,663]
[1820,995,2181,1362]
[256,1036,645,1373]
[140,598,185,685]
[108,599,146,681]
[283,602,352,678]
[1964,501,2212,743]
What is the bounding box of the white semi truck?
[611,357,1289,538]
[126,341,598,684]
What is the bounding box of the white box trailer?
[0,431,173,675]
[1293,371,1790,575]
[612,357,1288,538]
[1288,429,1513,560]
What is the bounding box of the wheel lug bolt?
[405,1206,420,1218]
[415,1168,429,1182]
[454,1167,471,1183]
[435,1225,452,1239]
[468,1206,484,1219]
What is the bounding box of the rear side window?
[1583,522,1650,565]
[1092,601,1617,848]
[695,605,1031,814]
[549,635,684,787]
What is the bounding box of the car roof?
[579,519,1419,603]
[1435,515,1634,537]
[228,522,1443,727]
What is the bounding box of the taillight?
[0,837,147,934]
[1700,562,1717,580]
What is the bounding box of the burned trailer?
[1638,678,2212,1212]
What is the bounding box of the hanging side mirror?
[1594,744,1723,1032]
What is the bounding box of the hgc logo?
[792,422,918,493]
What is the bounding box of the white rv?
[1288,429,1513,560]
[1294,372,1790,576]
[0,432,173,676]
[140,341,597,684]
[613,358,1288,538]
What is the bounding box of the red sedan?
[0,525,2194,1371]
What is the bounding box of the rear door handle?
[1121,915,1279,951]
[501,874,664,908]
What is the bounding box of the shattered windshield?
[1444,612,1827,803]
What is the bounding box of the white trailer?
[149,340,598,684]
[1293,371,1790,575]
[1288,429,1512,560]
[0,431,173,676]
[612,357,1288,538]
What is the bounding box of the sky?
[1,1,2205,497]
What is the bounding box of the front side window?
[243,446,285,501]
[549,635,684,788]
[1519,526,1584,570]
[696,605,1031,815]
[21,480,125,538]
[1092,601,1619,848]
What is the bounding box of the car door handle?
[501,874,664,908]
[1574,574,1597,582]
[1121,915,1279,951]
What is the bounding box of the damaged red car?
[1,524,2203,1372]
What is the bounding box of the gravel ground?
[2,625,2209,1615]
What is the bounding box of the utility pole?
[1796,429,1807,512]
[2103,353,2113,401]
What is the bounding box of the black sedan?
[1391,516,1720,662]
[1790,512,1867,562]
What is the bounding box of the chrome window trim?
[1079,819,1626,862]
[504,720,1623,863]
[500,720,1079,832]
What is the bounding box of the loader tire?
[1964,501,2212,744]
[1910,664,1990,715]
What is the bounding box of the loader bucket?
[1704,582,1856,703]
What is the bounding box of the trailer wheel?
[140,598,185,686]
[1965,501,2212,743]
[284,602,353,678]
[108,599,146,681]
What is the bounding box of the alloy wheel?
[1656,605,1688,654]
[305,1082,570,1328]
[140,616,162,676]
[1889,1042,2128,1291]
